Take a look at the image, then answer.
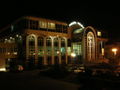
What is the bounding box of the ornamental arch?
[83,26,97,62]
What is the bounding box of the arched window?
[38,37,44,66]
[27,35,36,67]
[61,38,66,64]
[38,37,44,56]
[54,37,59,64]
[87,32,95,61]
[46,37,52,65]
[28,35,35,58]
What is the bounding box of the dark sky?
[0,1,120,40]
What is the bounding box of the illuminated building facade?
[0,16,107,71]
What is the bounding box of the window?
[63,25,68,33]
[29,20,38,30]
[48,22,55,29]
[39,21,47,29]
[56,24,62,33]
[67,47,71,55]
[38,37,44,56]
[72,43,82,55]
[28,36,35,56]
[54,38,59,56]
[73,28,83,34]
[97,31,101,36]
[46,37,52,56]
[61,38,66,56]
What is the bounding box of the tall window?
[38,37,44,65]
[46,37,52,65]
[38,37,44,56]
[54,38,59,55]
[54,38,59,64]
[87,32,95,61]
[28,36,35,58]
[72,43,82,56]
[61,38,66,64]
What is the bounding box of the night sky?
[0,1,120,40]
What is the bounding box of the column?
[58,38,62,64]
[65,38,68,64]
[35,36,38,65]
[51,37,55,65]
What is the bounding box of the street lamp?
[112,48,118,56]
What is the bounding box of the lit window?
[48,22,55,29]
[97,31,101,36]
[72,43,82,55]
[67,47,71,55]
[102,48,104,56]
[39,21,47,29]
[73,28,83,34]
[0,68,6,72]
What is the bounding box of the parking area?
[0,70,80,90]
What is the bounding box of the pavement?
[0,70,80,90]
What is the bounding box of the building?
[0,16,107,71]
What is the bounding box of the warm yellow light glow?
[5,39,7,41]
[112,48,118,52]
[71,52,76,57]
[97,31,101,36]
[13,52,17,55]
[7,52,10,55]
[0,68,6,72]
[102,48,104,56]
[16,34,19,37]
[10,37,12,39]
[112,48,118,55]
[57,51,60,54]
